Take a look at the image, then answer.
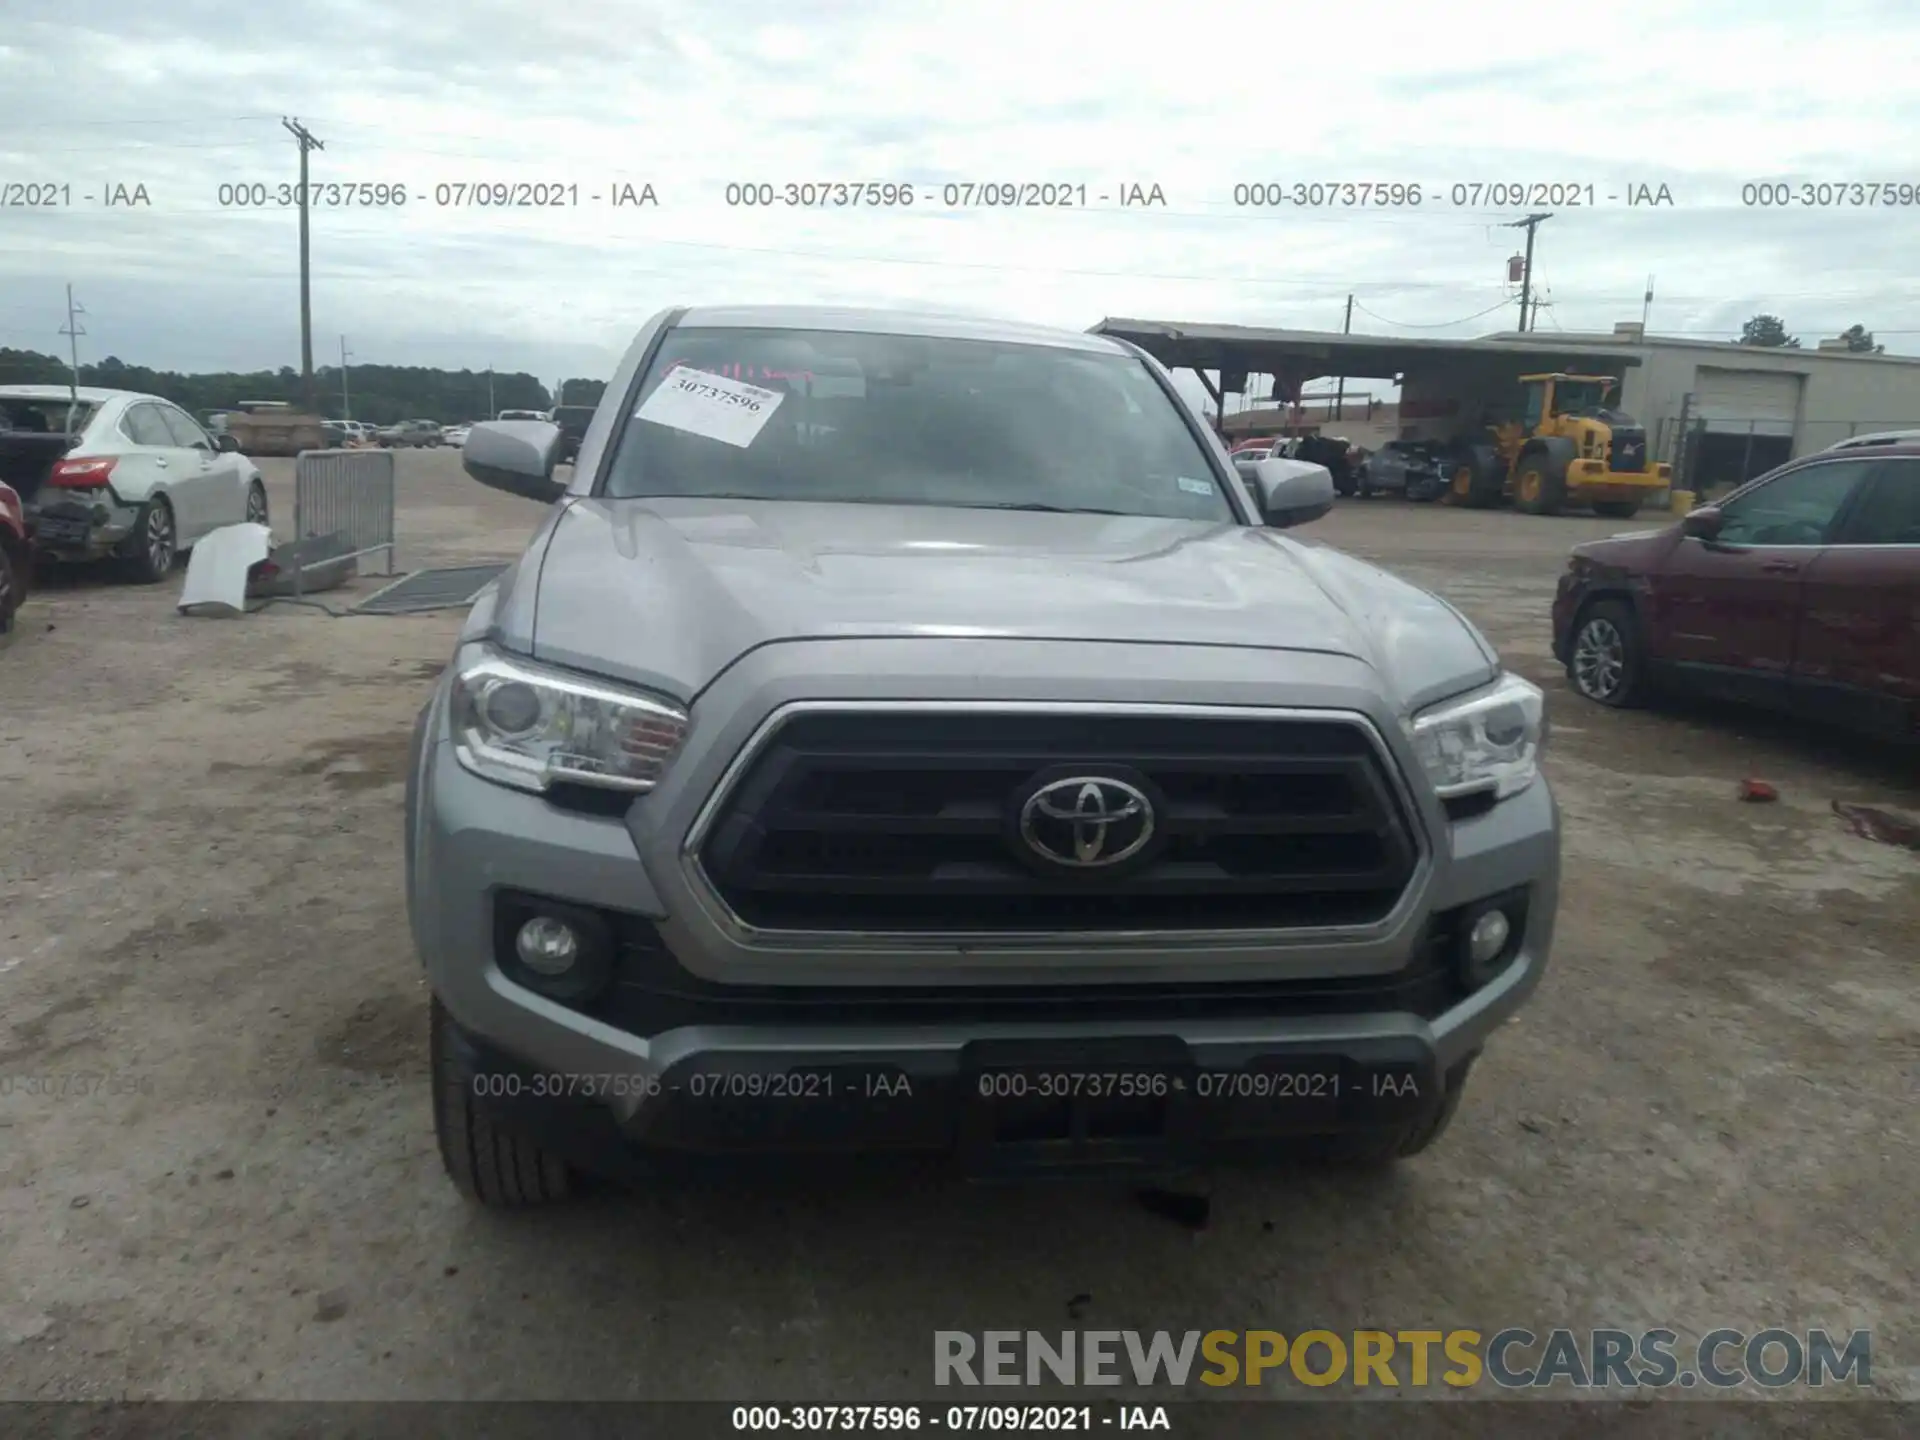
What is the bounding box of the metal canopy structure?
[1090,317,1644,407]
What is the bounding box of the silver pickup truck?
[405,305,1559,1206]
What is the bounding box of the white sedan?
[442,425,471,447]
[0,385,268,583]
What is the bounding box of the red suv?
[1552,446,1920,738]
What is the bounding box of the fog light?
[515,916,579,976]
[1467,909,1511,967]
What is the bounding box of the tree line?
[1739,316,1884,352]
[0,347,607,426]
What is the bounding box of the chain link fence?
[1659,403,1920,499]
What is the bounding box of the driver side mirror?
[462,421,566,504]
[214,433,241,454]
[1680,505,1723,540]
[1238,456,1336,529]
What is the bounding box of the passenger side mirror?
[462,421,566,504]
[215,434,242,454]
[1680,505,1723,540]
[1239,456,1336,529]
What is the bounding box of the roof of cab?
[0,385,144,404]
[675,305,1127,355]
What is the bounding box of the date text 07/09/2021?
[464,1065,1424,1105]
[730,1404,1166,1432]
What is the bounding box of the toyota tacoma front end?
[405,305,1560,1205]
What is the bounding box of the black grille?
[597,913,1465,1035]
[1609,428,1648,473]
[697,711,1420,932]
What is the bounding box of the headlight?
[1409,672,1544,801]
[449,646,689,794]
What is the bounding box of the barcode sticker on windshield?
[1176,476,1215,495]
[635,366,785,448]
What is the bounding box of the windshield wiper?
[968,502,1132,515]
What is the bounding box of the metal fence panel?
[291,448,396,595]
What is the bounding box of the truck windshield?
[1554,380,1609,413]
[602,327,1233,521]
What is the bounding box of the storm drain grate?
[352,563,511,615]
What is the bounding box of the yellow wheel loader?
[1446,374,1672,517]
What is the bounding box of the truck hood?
[519,497,1497,709]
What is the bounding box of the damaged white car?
[0,386,269,583]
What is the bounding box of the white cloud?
[1,0,1917,380]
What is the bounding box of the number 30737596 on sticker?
[633,366,785,448]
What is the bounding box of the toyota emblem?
[1018,776,1156,869]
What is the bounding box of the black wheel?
[244,480,270,529]
[0,538,21,634]
[1513,451,1568,516]
[1311,1056,1476,1166]
[1591,499,1643,519]
[1448,445,1505,508]
[123,495,176,583]
[430,998,574,1207]
[1567,598,1644,708]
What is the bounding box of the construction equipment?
[1447,374,1672,518]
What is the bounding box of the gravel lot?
[1,451,1913,1413]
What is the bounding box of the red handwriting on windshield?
[667,361,815,387]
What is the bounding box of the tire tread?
[430,999,572,1207]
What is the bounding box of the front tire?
[1449,445,1505,508]
[430,998,574,1207]
[1514,454,1569,516]
[1567,598,1645,708]
[124,496,177,583]
[0,538,22,634]
[1313,1056,1475,1166]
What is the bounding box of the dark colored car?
[1293,434,1359,496]
[551,405,595,465]
[1359,440,1447,502]
[1553,446,1920,738]
[378,419,443,448]
[0,479,27,635]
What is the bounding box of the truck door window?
[1834,459,1920,545]
[1714,461,1873,547]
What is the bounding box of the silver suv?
[406,305,1559,1205]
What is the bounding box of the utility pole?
[1504,212,1552,332]
[1642,274,1655,331]
[487,366,496,417]
[339,335,354,420]
[59,284,87,423]
[282,117,325,413]
[1333,292,1353,420]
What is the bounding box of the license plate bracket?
[34,513,91,548]
[959,1036,1197,1174]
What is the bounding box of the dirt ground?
[0,452,1914,1411]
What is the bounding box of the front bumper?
[408,646,1561,1176]
[446,1006,1481,1179]
[1564,459,1672,495]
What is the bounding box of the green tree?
[1739,314,1800,348]
[0,347,569,426]
[1836,324,1884,354]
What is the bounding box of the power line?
[0,114,282,132]
[1351,296,1516,329]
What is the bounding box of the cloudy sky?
[3,0,1918,400]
